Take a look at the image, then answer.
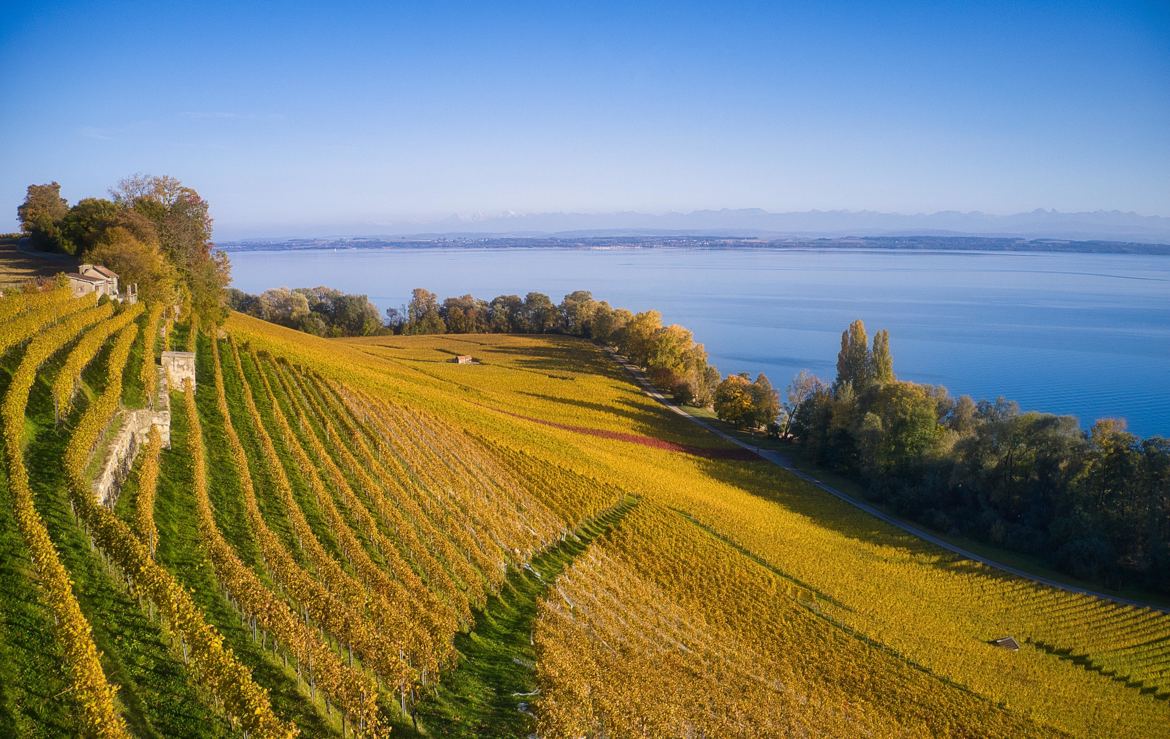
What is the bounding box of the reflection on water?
[228,247,1170,437]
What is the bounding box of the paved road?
[611,352,1169,614]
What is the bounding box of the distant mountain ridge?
[220,208,1170,243]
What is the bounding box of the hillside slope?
[0,294,1166,737]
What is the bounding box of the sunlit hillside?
[1,292,1168,737]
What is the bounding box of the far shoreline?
[215,234,1170,256]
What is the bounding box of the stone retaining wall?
[94,365,173,506]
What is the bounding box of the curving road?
[610,352,1170,615]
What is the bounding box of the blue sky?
[2,0,1168,238]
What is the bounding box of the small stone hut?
[162,351,197,388]
[453,355,474,364]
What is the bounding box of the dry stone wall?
[94,365,173,506]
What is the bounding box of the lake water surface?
[228,247,1170,438]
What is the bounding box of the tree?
[330,293,382,336]
[17,182,69,251]
[385,306,407,332]
[489,294,524,333]
[871,329,894,383]
[675,343,718,407]
[406,288,445,334]
[559,290,596,336]
[258,288,311,326]
[521,292,559,333]
[645,324,695,389]
[749,373,781,429]
[60,197,119,255]
[442,294,489,333]
[227,288,261,315]
[593,304,630,345]
[836,319,871,389]
[857,381,943,475]
[783,370,827,436]
[85,226,178,305]
[110,174,227,324]
[188,250,231,325]
[946,395,979,435]
[714,374,756,428]
[619,310,662,366]
[698,365,722,407]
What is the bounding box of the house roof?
[82,264,119,279]
[67,273,106,284]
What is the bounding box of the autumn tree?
[258,288,311,325]
[110,174,229,323]
[645,324,695,389]
[620,310,662,366]
[406,288,445,334]
[85,226,178,305]
[714,374,755,428]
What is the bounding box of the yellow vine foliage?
[51,303,142,418]
[61,325,295,738]
[0,290,96,357]
[132,425,162,556]
[193,353,386,735]
[140,303,165,404]
[0,283,75,324]
[0,298,129,737]
[321,331,1170,737]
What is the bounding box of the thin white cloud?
[77,120,154,140]
[79,126,114,140]
[179,111,286,121]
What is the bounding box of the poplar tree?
[871,329,894,383]
[836,319,871,389]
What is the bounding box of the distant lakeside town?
[216,234,1170,255]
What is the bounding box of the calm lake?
[228,247,1170,438]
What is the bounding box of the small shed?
[162,351,197,388]
[991,636,1020,651]
[453,355,474,364]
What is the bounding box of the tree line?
[393,288,786,417]
[16,177,230,322]
[788,319,1170,593]
[226,286,383,337]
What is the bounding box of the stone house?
[66,264,136,302]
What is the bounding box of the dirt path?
[610,351,1170,614]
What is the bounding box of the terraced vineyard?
[1,288,1168,737]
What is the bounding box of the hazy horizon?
[208,206,1170,243]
